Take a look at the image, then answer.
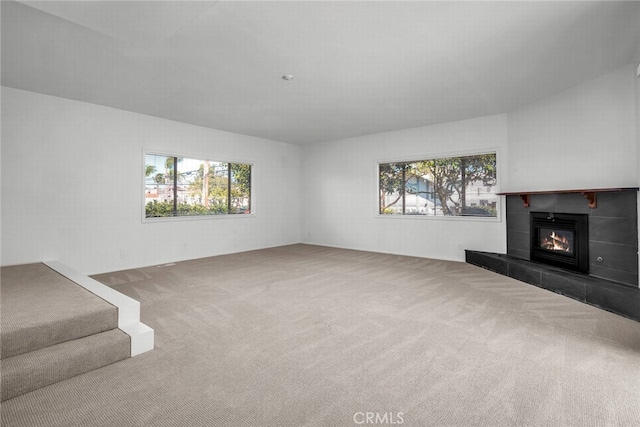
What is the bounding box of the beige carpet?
[2,244,639,426]
[1,263,118,359]
[0,263,130,401]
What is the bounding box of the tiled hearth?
[466,188,640,322]
[466,250,640,321]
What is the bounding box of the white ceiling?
[2,1,639,145]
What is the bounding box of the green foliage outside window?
[144,153,251,218]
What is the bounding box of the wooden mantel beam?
[497,187,638,209]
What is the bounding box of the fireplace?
[530,212,589,273]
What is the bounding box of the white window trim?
[375,148,503,222]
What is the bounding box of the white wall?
[635,42,640,289]
[300,63,638,264]
[506,65,637,192]
[507,63,639,288]
[1,87,302,274]
[301,114,509,262]
[636,6,640,188]
[3,62,638,273]
[636,43,640,184]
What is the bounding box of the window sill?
[142,213,256,224]
[375,214,501,223]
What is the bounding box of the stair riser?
[1,329,130,401]
[1,309,118,359]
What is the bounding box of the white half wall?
[45,260,154,356]
[1,87,302,274]
[301,114,509,262]
[506,64,637,192]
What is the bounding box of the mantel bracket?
[582,192,597,208]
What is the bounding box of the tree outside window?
[379,153,497,217]
[144,153,251,218]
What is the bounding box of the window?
[144,153,251,218]
[379,153,497,217]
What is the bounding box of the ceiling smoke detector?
[282,75,294,81]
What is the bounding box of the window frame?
[375,149,502,222]
[142,149,254,223]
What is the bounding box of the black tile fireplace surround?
[466,189,640,322]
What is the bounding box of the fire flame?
[541,231,571,252]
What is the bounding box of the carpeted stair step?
[1,263,119,359]
[1,329,130,401]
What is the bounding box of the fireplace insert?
[530,212,589,273]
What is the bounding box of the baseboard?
[300,241,464,263]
